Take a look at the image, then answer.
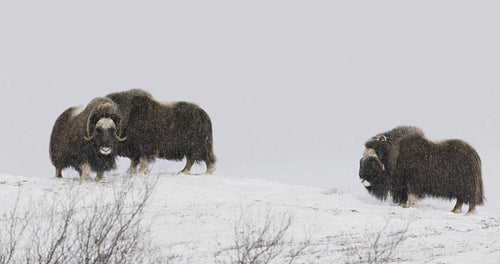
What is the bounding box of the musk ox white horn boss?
[49,97,125,181]
[106,89,216,175]
[359,126,484,215]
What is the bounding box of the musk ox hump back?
[364,126,424,174]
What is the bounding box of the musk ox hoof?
[452,208,463,214]
[126,166,149,175]
[55,168,63,178]
[178,170,191,175]
[399,202,415,208]
[465,209,477,216]
[126,167,137,175]
[206,166,215,175]
[96,173,105,182]
[138,168,150,175]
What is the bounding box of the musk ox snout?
[99,147,112,155]
[361,179,371,187]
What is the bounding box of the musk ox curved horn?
[115,133,127,142]
[86,109,96,140]
[84,130,96,141]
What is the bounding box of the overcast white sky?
[1,1,500,211]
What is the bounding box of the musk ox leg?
[407,193,416,207]
[96,171,104,181]
[127,159,140,175]
[180,158,194,175]
[400,193,416,208]
[79,162,91,181]
[138,157,150,174]
[452,200,464,214]
[206,162,215,175]
[466,202,477,215]
[55,168,62,178]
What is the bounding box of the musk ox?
[359,127,484,215]
[49,97,126,180]
[106,89,216,175]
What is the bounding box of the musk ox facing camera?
[49,97,126,181]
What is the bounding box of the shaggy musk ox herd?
[50,90,486,215]
[49,89,216,180]
[359,126,485,215]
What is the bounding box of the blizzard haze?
[1,1,500,213]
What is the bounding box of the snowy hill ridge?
[0,173,499,263]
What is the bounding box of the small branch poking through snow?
[215,205,313,264]
[343,217,411,264]
[0,191,30,264]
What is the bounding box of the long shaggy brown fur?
[106,89,216,174]
[360,126,424,200]
[393,134,484,214]
[49,97,122,180]
[359,126,485,214]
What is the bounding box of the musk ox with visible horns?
[106,89,216,174]
[359,126,484,215]
[49,97,126,180]
[360,126,425,200]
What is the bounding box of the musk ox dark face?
[359,148,390,200]
[85,118,125,156]
[84,101,126,157]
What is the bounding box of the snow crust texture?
[0,173,498,263]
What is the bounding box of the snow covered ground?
[0,172,499,263]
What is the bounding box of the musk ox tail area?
[163,102,217,173]
[202,112,217,167]
[472,150,485,206]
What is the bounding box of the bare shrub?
[0,194,31,264]
[344,218,410,264]
[0,174,168,264]
[215,206,313,264]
